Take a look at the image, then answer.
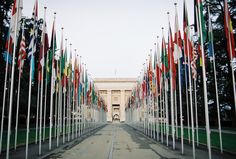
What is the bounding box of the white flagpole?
[14,16,24,150]
[35,76,40,144]
[167,12,175,150]
[75,51,79,139]
[57,27,64,147]
[174,3,184,153]
[186,24,195,158]
[39,7,47,155]
[6,0,20,158]
[54,79,58,139]
[155,40,160,142]
[0,42,11,154]
[224,0,236,113]
[72,54,75,140]
[68,43,72,141]
[174,90,178,139]
[208,6,222,153]
[43,45,48,142]
[197,3,212,159]
[0,39,10,154]
[194,77,199,145]
[179,59,184,154]
[162,27,169,146]
[63,38,68,143]
[49,13,56,150]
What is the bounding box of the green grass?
[146,123,236,153]
[1,123,91,151]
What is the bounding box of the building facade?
[94,78,137,122]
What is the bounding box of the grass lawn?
[147,123,236,153]
[1,123,90,151]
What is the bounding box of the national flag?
[183,0,192,59]
[161,35,168,77]
[208,6,214,60]
[28,0,38,81]
[168,23,177,90]
[148,53,153,93]
[224,0,236,61]
[47,18,57,83]
[18,26,27,77]
[174,7,183,63]
[196,0,207,43]
[38,20,49,81]
[3,0,22,65]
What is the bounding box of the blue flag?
[2,51,12,64]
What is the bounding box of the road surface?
[47,124,234,159]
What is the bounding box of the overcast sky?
[22,0,194,78]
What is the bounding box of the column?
[107,90,112,122]
[120,90,125,122]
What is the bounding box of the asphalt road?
[47,124,235,159]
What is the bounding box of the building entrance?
[112,104,120,122]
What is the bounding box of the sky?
[22,0,194,78]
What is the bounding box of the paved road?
[47,124,235,159]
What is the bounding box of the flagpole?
[224,0,236,113]
[162,27,169,146]
[0,39,10,154]
[0,38,11,154]
[75,50,79,139]
[36,75,40,144]
[155,40,160,142]
[56,27,63,147]
[68,43,72,142]
[43,43,48,142]
[49,12,56,150]
[38,7,47,155]
[6,0,20,158]
[63,38,68,144]
[54,77,58,139]
[167,12,175,150]
[174,3,184,153]
[208,6,222,153]
[186,24,195,159]
[197,3,212,159]
[183,1,190,144]
[14,16,24,150]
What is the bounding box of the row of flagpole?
[125,0,235,159]
[0,0,107,159]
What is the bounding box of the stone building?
[94,78,137,122]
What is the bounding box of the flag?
[38,20,49,81]
[28,0,38,81]
[174,7,183,63]
[18,26,27,77]
[47,19,57,83]
[168,24,177,90]
[3,0,21,65]
[196,0,207,42]
[148,53,153,93]
[208,6,214,60]
[9,0,18,54]
[224,0,236,61]
[161,36,168,77]
[183,0,192,60]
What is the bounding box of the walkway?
[47,124,235,159]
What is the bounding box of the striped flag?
[168,24,176,90]
[174,7,182,63]
[28,0,38,81]
[224,0,236,61]
[18,26,27,77]
[38,21,49,81]
[183,0,192,60]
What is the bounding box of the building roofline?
[94,78,137,83]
